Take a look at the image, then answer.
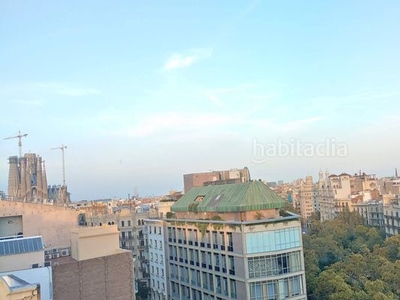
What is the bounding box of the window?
[121,220,125,227]
[207,252,212,266]
[230,279,237,299]
[250,282,262,300]
[202,272,208,289]
[249,275,304,299]
[248,251,303,278]
[209,273,214,289]
[220,232,225,246]
[214,253,220,266]
[221,254,226,269]
[213,231,218,246]
[201,251,206,266]
[228,256,235,273]
[227,232,233,250]
[246,227,301,254]
[128,220,131,227]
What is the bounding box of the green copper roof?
[171,181,286,213]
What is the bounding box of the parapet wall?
[0,201,79,248]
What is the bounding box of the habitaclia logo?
[252,138,348,163]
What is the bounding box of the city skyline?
[1,1,399,200]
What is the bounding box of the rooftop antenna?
[4,131,28,158]
[51,144,67,186]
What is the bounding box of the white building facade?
[145,219,167,300]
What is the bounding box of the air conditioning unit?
[31,263,39,268]
[45,254,52,260]
[44,250,51,256]
[60,249,70,257]
[52,253,60,259]
[44,262,51,267]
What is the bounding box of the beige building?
[298,176,318,225]
[183,167,251,193]
[83,206,159,290]
[0,274,40,300]
[318,171,335,221]
[70,225,124,260]
[379,178,400,195]
[319,171,381,221]
[0,201,79,249]
[0,236,44,273]
[52,225,135,300]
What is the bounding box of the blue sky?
[1,1,399,200]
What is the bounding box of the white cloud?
[120,110,323,141]
[163,48,212,71]
[202,91,224,106]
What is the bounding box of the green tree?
[304,210,400,298]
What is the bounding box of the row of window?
[120,219,145,227]
[120,231,132,239]
[168,227,234,251]
[151,278,165,292]
[149,225,162,235]
[170,277,237,299]
[149,239,163,250]
[248,251,303,278]
[249,275,305,300]
[246,227,301,254]
[150,252,164,263]
[120,220,132,227]
[169,247,236,274]
[150,265,165,277]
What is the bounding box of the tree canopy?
[305,210,400,299]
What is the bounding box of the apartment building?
[183,167,251,192]
[352,200,384,227]
[383,197,400,237]
[164,181,307,300]
[145,219,167,300]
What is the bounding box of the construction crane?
[4,131,28,158]
[51,144,67,186]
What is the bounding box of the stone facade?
[7,154,48,202]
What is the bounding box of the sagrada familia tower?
[7,153,48,202]
[7,153,70,205]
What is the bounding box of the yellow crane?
[3,130,28,158]
[51,144,67,186]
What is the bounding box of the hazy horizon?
[1,1,399,200]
